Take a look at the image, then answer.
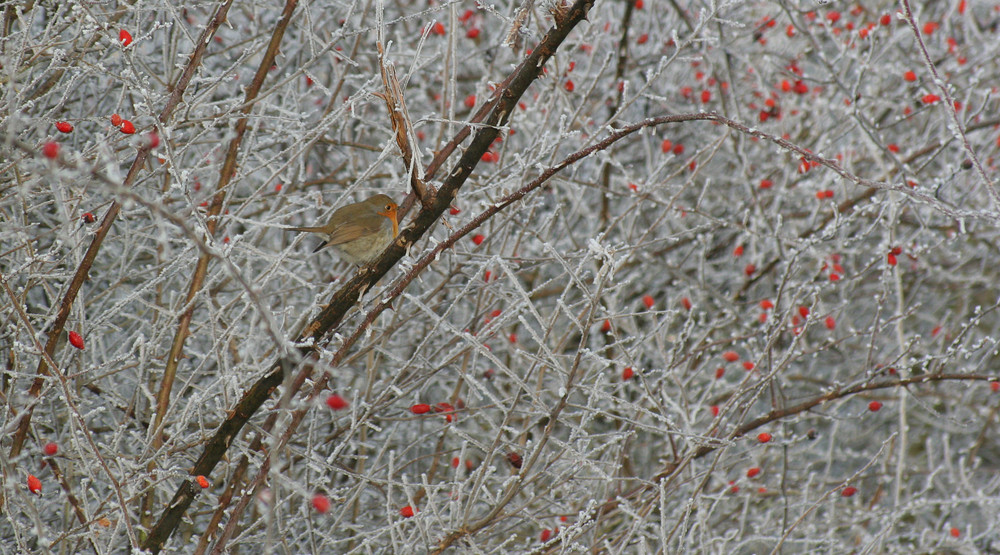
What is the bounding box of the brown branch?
[140,365,284,553]
[598,0,634,226]
[1,275,140,544]
[144,0,300,533]
[10,0,237,459]
[375,42,431,203]
[140,0,597,550]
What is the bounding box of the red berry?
[312,494,330,513]
[110,113,122,126]
[642,295,655,309]
[120,120,136,134]
[991,382,999,392]
[634,0,643,8]
[43,442,58,456]
[700,90,711,103]
[746,467,761,478]
[921,94,940,104]
[42,142,59,159]
[472,234,485,245]
[732,245,744,257]
[710,405,719,417]
[82,212,95,223]
[743,361,755,371]
[757,432,772,443]
[147,132,159,148]
[637,33,648,44]
[887,253,897,266]
[760,299,774,310]
[622,367,635,380]
[672,143,684,155]
[903,70,917,82]
[449,206,460,215]
[825,316,836,330]
[798,306,809,318]
[400,505,415,517]
[410,403,431,414]
[681,297,692,311]
[660,139,673,153]
[119,29,133,47]
[27,475,41,494]
[431,22,445,35]
[868,401,882,412]
[841,486,857,497]
[466,28,481,39]
[326,394,349,411]
[722,351,739,363]
[564,80,574,92]
[464,94,476,108]
[793,80,809,94]
[715,367,725,379]
[55,121,73,133]
[540,529,552,542]
[601,319,611,333]
[197,475,210,488]
[880,14,891,26]
[68,331,85,350]
[744,264,756,276]
[506,451,522,468]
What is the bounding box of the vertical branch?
[9,0,237,460]
[141,0,300,532]
[375,42,431,203]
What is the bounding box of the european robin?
[290,194,399,265]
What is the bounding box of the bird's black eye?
[386,204,392,210]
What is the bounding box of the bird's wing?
[326,216,384,246]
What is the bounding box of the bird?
[289,194,399,266]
